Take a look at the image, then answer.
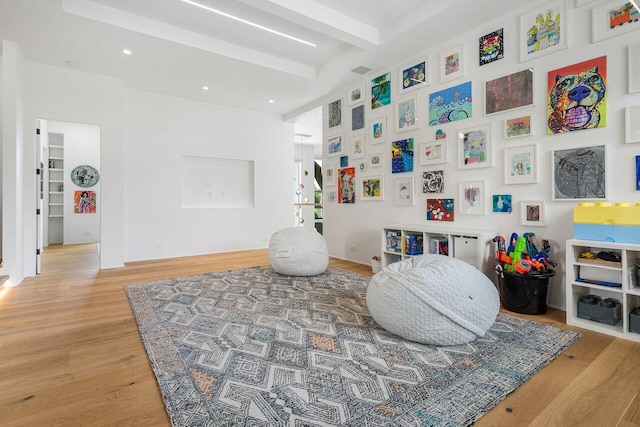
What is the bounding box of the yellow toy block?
[573,202,640,226]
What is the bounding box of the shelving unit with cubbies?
[566,239,640,342]
[48,134,64,244]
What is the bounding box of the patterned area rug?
[126,266,579,427]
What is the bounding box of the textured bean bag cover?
[269,227,328,276]
[366,254,499,346]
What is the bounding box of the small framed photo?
[360,175,383,201]
[592,2,640,43]
[395,94,419,133]
[367,116,387,144]
[505,115,533,139]
[327,134,344,157]
[458,180,486,215]
[630,43,640,94]
[626,106,640,143]
[484,69,534,115]
[351,133,366,159]
[369,153,383,168]
[458,124,492,169]
[552,144,606,200]
[325,166,336,186]
[398,57,429,93]
[504,144,538,185]
[521,200,546,226]
[340,156,348,167]
[328,98,343,128]
[440,44,464,83]
[347,82,365,105]
[419,140,447,166]
[395,176,415,205]
[519,0,568,62]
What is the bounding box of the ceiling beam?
[61,0,316,79]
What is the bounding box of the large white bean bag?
[366,254,499,346]
[269,227,328,276]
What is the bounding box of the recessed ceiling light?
[179,0,316,47]
[202,86,209,91]
[122,49,132,55]
[268,99,275,103]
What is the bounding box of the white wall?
[322,4,640,310]
[0,54,3,264]
[123,89,293,262]
[46,120,101,245]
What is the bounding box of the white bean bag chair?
[366,254,499,346]
[269,227,328,276]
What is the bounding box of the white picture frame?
[519,0,569,62]
[327,134,344,157]
[552,144,607,200]
[505,115,534,139]
[360,175,384,201]
[328,98,343,129]
[398,57,429,94]
[325,166,337,186]
[440,44,464,83]
[458,180,486,215]
[592,2,640,43]
[395,94,419,133]
[504,144,538,184]
[626,106,640,143]
[367,116,387,144]
[368,153,383,168]
[630,42,640,94]
[521,200,547,226]
[457,123,492,170]
[419,140,448,166]
[395,176,415,205]
[351,133,366,159]
[347,82,365,105]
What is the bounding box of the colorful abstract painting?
[427,198,454,222]
[337,167,356,204]
[493,195,513,213]
[429,81,472,126]
[371,72,391,109]
[400,60,427,91]
[391,138,414,174]
[636,156,640,190]
[547,56,607,134]
[74,190,96,213]
[479,28,504,65]
[485,69,533,115]
[520,1,566,61]
[361,176,383,201]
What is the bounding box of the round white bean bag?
[269,227,328,276]
[366,254,499,346]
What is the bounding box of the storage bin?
[495,268,555,315]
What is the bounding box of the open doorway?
[38,119,101,273]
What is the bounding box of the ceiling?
[0,0,518,119]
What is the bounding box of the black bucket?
[495,268,555,315]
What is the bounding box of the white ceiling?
[0,0,518,119]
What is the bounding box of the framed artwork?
[428,81,472,126]
[552,144,606,200]
[398,57,429,93]
[74,190,96,213]
[637,156,640,190]
[352,104,365,131]
[351,133,365,159]
[327,191,337,202]
[340,156,348,167]
[327,134,344,157]
[419,140,447,166]
[493,194,513,213]
[505,115,533,139]
[371,72,391,109]
[440,44,464,83]
[395,95,419,133]
[630,42,640,94]
[427,198,454,222]
[337,167,356,204]
[626,106,640,143]
[519,0,568,62]
[367,116,387,144]
[458,124,492,169]
[547,56,607,134]
[391,138,414,174]
[369,153,382,168]
[347,82,365,105]
[356,160,367,172]
[395,176,414,205]
[70,164,100,188]
[360,175,383,201]
[325,166,336,186]
[592,1,640,43]
[458,180,486,215]
[328,98,342,128]
[521,200,546,226]
[504,144,538,184]
[485,69,534,115]
[479,28,504,66]
[423,170,444,193]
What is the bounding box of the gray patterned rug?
[125,266,579,427]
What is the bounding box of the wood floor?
[1,244,639,426]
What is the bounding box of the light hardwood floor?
[1,244,639,426]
